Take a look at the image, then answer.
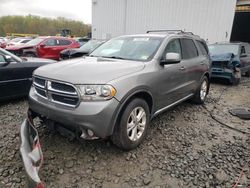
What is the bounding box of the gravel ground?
[0,78,249,188]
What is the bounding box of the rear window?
[59,39,72,46]
[181,39,198,59]
[196,41,208,56]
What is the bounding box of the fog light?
[87,129,94,137]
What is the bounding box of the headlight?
[77,85,116,101]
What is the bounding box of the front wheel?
[111,98,150,150]
[192,76,209,104]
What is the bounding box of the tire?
[111,98,150,150]
[245,70,250,77]
[192,76,209,104]
[232,68,241,85]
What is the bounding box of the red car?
[0,42,6,49]
[6,36,80,60]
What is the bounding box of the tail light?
[37,182,45,188]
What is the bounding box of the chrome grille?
[33,76,80,107]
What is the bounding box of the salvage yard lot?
[0,79,249,188]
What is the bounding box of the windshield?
[90,36,163,61]
[0,48,22,62]
[25,38,44,46]
[208,44,239,56]
[80,40,103,52]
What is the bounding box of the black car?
[60,39,105,60]
[0,48,56,101]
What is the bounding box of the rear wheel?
[111,98,150,150]
[192,76,209,104]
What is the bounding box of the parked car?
[0,37,8,48]
[6,37,32,47]
[0,41,7,49]
[20,31,211,187]
[74,37,90,46]
[6,36,80,60]
[208,42,250,84]
[60,39,105,60]
[0,48,56,101]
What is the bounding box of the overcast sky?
[0,0,92,24]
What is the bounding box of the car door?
[0,54,14,100]
[0,58,33,100]
[180,38,203,94]
[38,39,57,59]
[157,38,187,109]
[0,53,44,100]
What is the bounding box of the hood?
[6,44,35,50]
[61,48,88,56]
[34,57,145,84]
[210,53,236,62]
[22,57,57,63]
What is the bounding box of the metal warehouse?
[92,0,250,43]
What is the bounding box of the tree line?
[0,15,91,37]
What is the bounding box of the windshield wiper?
[102,56,125,60]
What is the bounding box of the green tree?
[0,15,91,37]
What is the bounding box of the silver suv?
[27,30,211,150]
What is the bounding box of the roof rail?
[146,30,194,35]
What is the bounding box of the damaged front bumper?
[20,113,45,188]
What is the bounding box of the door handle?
[180,66,186,71]
[200,62,205,65]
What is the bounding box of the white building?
[92,0,250,43]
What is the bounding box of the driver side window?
[164,39,182,58]
[44,39,56,46]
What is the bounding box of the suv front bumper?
[29,87,120,138]
[20,114,45,188]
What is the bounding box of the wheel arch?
[111,88,154,134]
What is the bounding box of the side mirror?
[5,55,12,63]
[240,54,247,58]
[39,44,46,48]
[161,53,181,65]
[0,55,11,66]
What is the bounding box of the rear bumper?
[20,115,45,188]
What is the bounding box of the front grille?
[51,94,79,106]
[50,82,76,93]
[35,87,47,98]
[212,61,230,69]
[34,77,46,88]
[33,76,80,107]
